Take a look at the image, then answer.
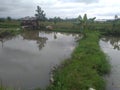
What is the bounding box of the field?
[0,20,119,90]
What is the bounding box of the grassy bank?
[47,30,110,90]
[0,21,20,28]
[0,29,21,38]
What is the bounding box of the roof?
[21,16,37,21]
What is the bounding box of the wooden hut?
[21,16,39,29]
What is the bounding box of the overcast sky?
[0,0,120,19]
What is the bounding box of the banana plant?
[77,14,96,31]
[77,14,88,31]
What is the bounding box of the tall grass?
[0,21,20,28]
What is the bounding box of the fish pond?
[0,30,82,90]
[100,36,120,90]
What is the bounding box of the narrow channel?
[100,36,120,90]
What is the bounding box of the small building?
[21,16,39,29]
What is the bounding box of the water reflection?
[0,31,81,50]
[0,30,82,89]
[0,36,16,48]
[21,31,48,50]
[101,36,120,50]
[100,37,120,90]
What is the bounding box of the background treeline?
[1,15,120,36]
[0,5,120,36]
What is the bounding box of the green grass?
[0,21,20,28]
[47,30,110,90]
[40,21,80,30]
[0,29,22,38]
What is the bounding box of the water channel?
[0,30,81,90]
[100,36,120,90]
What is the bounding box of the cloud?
[0,0,36,18]
[0,0,119,19]
[59,0,99,4]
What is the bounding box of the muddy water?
[100,36,120,90]
[0,30,81,90]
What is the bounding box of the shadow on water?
[0,30,82,90]
[100,36,120,90]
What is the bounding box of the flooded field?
[100,36,120,90]
[0,30,81,89]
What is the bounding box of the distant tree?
[35,6,46,21]
[48,17,63,23]
[0,18,5,22]
[53,17,62,24]
[112,15,119,31]
[115,15,118,20]
[6,16,12,21]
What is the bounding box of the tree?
[35,6,46,21]
[112,15,119,31]
[77,14,88,31]
[53,17,62,24]
[77,14,96,31]
[6,16,12,21]
[0,18,5,22]
[115,15,118,20]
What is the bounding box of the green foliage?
[40,21,80,31]
[77,14,96,31]
[47,31,110,90]
[0,20,20,28]
[53,17,62,24]
[6,16,12,21]
[35,6,46,21]
[0,18,5,22]
[0,29,21,38]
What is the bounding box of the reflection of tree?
[73,34,83,42]
[21,30,48,50]
[54,32,57,39]
[102,36,120,50]
[0,36,16,48]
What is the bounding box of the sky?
[0,0,120,19]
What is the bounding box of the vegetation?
[0,29,21,38]
[47,30,110,90]
[35,6,46,21]
[1,12,120,90]
[0,20,20,28]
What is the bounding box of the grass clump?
[47,30,110,90]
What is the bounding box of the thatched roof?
[21,16,37,21]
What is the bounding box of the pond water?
[100,36,120,90]
[0,30,81,90]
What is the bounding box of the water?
[100,36,120,90]
[0,30,81,90]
